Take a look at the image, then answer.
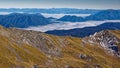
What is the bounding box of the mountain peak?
[83,30,120,57]
[58,15,84,22]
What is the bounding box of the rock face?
[83,30,120,57]
[0,26,120,68]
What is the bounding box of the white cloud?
[0,12,12,15]
[41,13,91,18]
[21,20,120,32]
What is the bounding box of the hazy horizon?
[0,0,120,9]
[0,8,119,10]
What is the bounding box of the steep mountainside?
[0,13,50,28]
[0,26,120,68]
[46,22,120,38]
[83,30,120,57]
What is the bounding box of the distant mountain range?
[58,10,120,22]
[85,10,120,21]
[0,9,119,28]
[0,9,119,29]
[0,13,50,28]
[0,8,100,14]
[46,22,120,37]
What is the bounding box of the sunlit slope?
[0,26,120,68]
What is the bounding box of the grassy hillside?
[0,26,120,68]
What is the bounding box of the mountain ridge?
[0,13,50,28]
[83,30,120,57]
[58,10,120,22]
[46,22,120,38]
[85,9,120,21]
[58,15,84,22]
[0,8,100,14]
[0,25,120,67]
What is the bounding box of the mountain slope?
[0,26,120,68]
[83,30,120,57]
[0,13,50,28]
[58,15,84,22]
[46,22,120,38]
[85,10,120,20]
[57,10,120,22]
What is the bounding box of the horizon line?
[0,8,120,10]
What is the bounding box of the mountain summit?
[58,15,84,22]
[83,30,120,57]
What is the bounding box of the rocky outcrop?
[83,30,120,57]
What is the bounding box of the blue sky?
[0,0,120,9]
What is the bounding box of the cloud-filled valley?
[41,13,91,18]
[21,20,120,32]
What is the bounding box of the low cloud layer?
[21,20,120,32]
[41,13,91,18]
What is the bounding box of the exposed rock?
[79,54,94,62]
[93,64,102,68]
[83,30,120,57]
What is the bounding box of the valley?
[0,8,120,68]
